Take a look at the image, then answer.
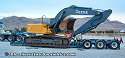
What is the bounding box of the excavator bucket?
[59,18,76,33]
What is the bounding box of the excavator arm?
[49,5,112,37]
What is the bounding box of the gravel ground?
[0,35,125,58]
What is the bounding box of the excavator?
[10,5,121,49]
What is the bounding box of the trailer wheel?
[95,40,106,49]
[7,35,15,42]
[16,35,24,41]
[83,40,92,49]
[109,40,120,49]
[0,35,4,41]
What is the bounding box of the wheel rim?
[111,42,118,48]
[16,35,23,41]
[84,41,91,48]
[8,36,15,41]
[97,42,104,48]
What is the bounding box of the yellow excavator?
[11,5,121,49]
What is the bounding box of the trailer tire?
[83,40,92,49]
[7,35,15,42]
[16,35,24,41]
[109,40,120,49]
[95,40,106,49]
[0,35,4,41]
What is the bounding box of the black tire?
[83,40,92,49]
[0,35,4,41]
[109,40,120,49]
[7,35,15,42]
[95,40,106,49]
[16,35,24,41]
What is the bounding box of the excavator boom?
[49,5,112,37]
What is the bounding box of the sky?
[0,0,125,23]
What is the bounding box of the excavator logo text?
[75,10,88,14]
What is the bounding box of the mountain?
[74,17,125,31]
[0,16,125,31]
[0,16,42,30]
[95,20,125,31]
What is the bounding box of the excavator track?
[24,35,70,48]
